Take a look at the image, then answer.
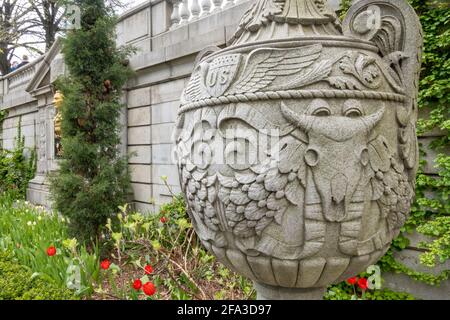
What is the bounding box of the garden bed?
[0,191,417,300]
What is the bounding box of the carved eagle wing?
[231,44,323,94]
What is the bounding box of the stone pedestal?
[27,175,52,208]
[254,282,325,300]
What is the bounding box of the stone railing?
[169,0,244,29]
[0,56,43,95]
[168,0,341,30]
[0,56,43,109]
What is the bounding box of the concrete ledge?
[128,1,253,75]
[383,271,450,300]
[27,175,52,209]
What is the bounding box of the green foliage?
[412,0,450,208]
[400,0,449,281]
[339,0,352,19]
[0,194,101,296]
[49,0,135,242]
[378,250,449,286]
[0,118,36,199]
[0,110,6,122]
[416,216,450,267]
[99,182,254,300]
[325,282,416,300]
[0,251,77,300]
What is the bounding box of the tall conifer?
[50,0,134,241]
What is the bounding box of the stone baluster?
[169,0,182,29]
[190,0,201,20]
[200,0,212,17]
[179,0,190,24]
[223,0,234,9]
[211,0,223,13]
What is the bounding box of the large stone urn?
[175,0,423,299]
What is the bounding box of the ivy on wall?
[340,0,450,285]
[0,110,7,149]
[0,117,36,199]
[0,110,6,123]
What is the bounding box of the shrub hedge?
[0,252,77,300]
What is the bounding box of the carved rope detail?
[178,89,406,115]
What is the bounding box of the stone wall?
[0,0,447,299]
[0,57,42,153]
[118,0,258,212]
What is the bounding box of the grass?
[0,193,100,296]
[0,191,254,300]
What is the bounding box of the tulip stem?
[162,251,209,299]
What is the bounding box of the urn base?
[254,282,325,300]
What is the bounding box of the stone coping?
[117,0,164,22]
[0,55,43,81]
[127,1,253,73]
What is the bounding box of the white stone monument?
[175,0,423,299]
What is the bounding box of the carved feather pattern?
[283,60,332,90]
[177,107,305,243]
[343,1,423,194]
[372,16,402,57]
[217,136,307,238]
[231,44,323,94]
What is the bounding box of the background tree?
[49,0,134,242]
[0,0,36,74]
[0,0,134,75]
[27,0,65,50]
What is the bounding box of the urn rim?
[210,36,380,63]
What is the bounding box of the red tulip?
[144,265,153,275]
[47,246,57,257]
[347,277,358,285]
[133,279,142,291]
[358,277,369,291]
[100,259,111,270]
[143,282,156,296]
[160,216,167,223]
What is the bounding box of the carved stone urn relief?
[175,0,423,300]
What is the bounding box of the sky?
[120,0,148,12]
[13,0,149,64]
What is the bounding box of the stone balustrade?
[1,59,41,94]
[168,0,341,30]
[8,69,32,91]
[0,57,43,111]
[169,0,242,29]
